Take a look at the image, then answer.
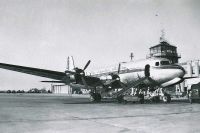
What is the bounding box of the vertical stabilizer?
[66,56,75,71]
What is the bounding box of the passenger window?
[155,62,159,66]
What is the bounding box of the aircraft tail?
[66,56,75,71]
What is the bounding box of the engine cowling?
[69,74,76,82]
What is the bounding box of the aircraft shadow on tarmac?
[62,99,195,104]
[63,100,117,104]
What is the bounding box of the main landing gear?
[148,88,171,103]
[154,88,171,103]
[90,92,101,102]
[161,93,171,103]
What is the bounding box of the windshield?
[160,61,170,65]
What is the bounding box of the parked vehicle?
[188,83,200,104]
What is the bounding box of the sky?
[0,0,200,90]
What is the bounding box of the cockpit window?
[155,62,159,66]
[160,61,170,65]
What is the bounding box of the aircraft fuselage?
[92,58,185,88]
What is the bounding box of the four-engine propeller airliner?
[0,57,187,103]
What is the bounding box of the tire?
[117,95,124,103]
[162,96,168,103]
[189,98,193,104]
[166,94,171,103]
[140,98,144,104]
[123,100,127,104]
[90,95,95,102]
[96,93,101,102]
[90,93,101,102]
[162,94,171,103]
[139,94,144,104]
[152,96,160,103]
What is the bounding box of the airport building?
[148,40,181,64]
[51,84,72,94]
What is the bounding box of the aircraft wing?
[0,63,66,80]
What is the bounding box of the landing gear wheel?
[96,93,101,102]
[90,93,101,102]
[151,96,160,103]
[166,94,171,103]
[162,94,171,103]
[123,100,128,104]
[139,94,144,104]
[189,98,193,104]
[117,95,124,103]
[162,96,167,103]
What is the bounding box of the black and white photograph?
[0,0,200,133]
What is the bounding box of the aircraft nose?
[176,65,185,78]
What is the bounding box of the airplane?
[0,56,187,103]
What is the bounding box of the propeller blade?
[118,63,121,74]
[81,76,89,89]
[83,60,91,71]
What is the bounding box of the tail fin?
[66,56,75,71]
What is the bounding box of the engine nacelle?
[69,74,76,82]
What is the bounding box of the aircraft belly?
[120,72,145,85]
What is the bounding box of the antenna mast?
[160,29,166,42]
[130,52,134,61]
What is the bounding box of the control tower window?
[160,61,170,65]
[155,62,159,66]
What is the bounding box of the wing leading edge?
[0,63,66,81]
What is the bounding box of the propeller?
[73,60,91,89]
[106,63,121,85]
[65,60,91,74]
[74,60,91,75]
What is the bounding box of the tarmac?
[0,93,200,133]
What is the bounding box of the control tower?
[148,30,181,64]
